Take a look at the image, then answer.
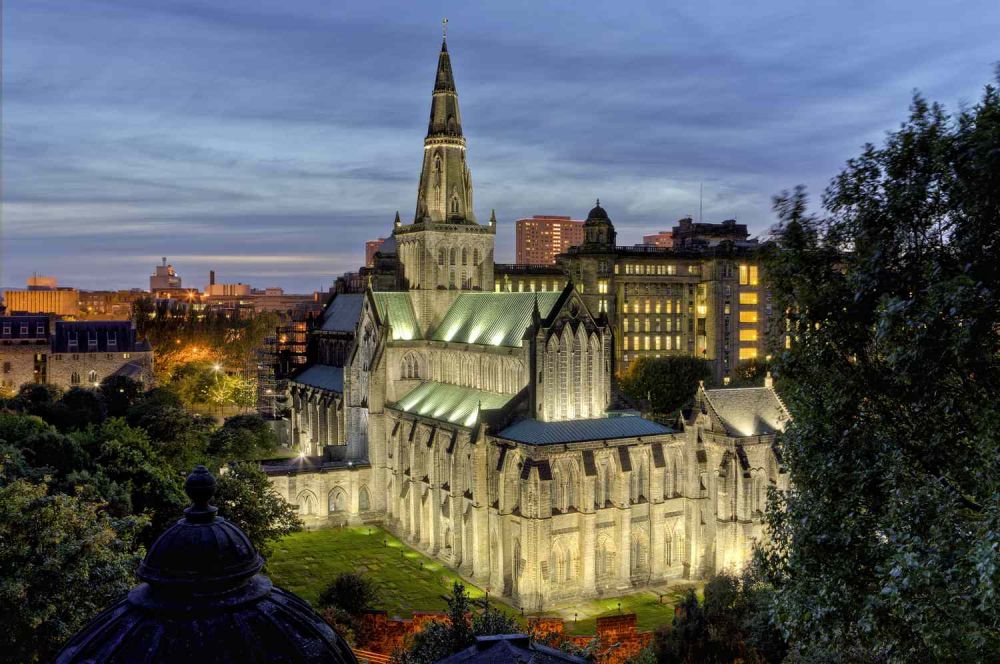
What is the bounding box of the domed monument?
[56,466,356,663]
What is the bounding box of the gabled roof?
[320,294,364,332]
[702,386,789,437]
[391,381,514,427]
[497,416,672,445]
[431,292,561,347]
[290,365,344,393]
[371,292,420,341]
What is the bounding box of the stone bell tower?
[394,25,496,327]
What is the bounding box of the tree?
[759,80,1000,660]
[0,478,144,663]
[208,413,278,462]
[619,356,712,415]
[99,376,144,418]
[318,572,381,617]
[396,583,519,664]
[213,461,301,559]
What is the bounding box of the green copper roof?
[431,292,562,347]
[372,292,421,341]
[393,381,514,427]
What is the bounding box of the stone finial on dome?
[184,464,218,523]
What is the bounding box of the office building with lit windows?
[515,215,585,265]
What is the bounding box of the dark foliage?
[759,79,1000,660]
[318,572,381,617]
[619,356,712,415]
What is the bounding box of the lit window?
[739,329,758,342]
[739,265,760,286]
[739,292,758,305]
[598,280,608,294]
[667,265,676,275]
[644,336,650,350]
[739,311,758,323]
[739,348,758,360]
[696,305,707,317]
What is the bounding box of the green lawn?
[269,526,487,618]
[268,527,696,634]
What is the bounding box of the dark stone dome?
[55,466,357,664]
[586,199,610,223]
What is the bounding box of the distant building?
[671,217,751,248]
[0,316,50,392]
[27,275,59,290]
[0,316,153,392]
[2,288,80,317]
[515,215,585,265]
[365,238,387,268]
[642,231,674,248]
[150,257,182,290]
[77,289,148,320]
[48,320,153,388]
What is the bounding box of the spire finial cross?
[442,18,448,39]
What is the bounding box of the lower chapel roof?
[701,386,788,437]
[291,365,344,393]
[320,293,365,332]
[391,381,514,427]
[497,416,672,445]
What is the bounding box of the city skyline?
[4,0,998,292]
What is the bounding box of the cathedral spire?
[413,27,476,224]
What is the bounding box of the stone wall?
[46,350,153,389]
[0,344,43,392]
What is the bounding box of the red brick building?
[365,238,387,268]
[515,215,584,265]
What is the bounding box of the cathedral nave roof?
[431,292,562,347]
[371,292,421,341]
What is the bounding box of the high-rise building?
[515,215,585,265]
[642,231,674,248]
[365,238,387,268]
[2,288,80,317]
[149,257,182,291]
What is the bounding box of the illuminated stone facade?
[265,35,789,610]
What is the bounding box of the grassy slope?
[268,527,692,635]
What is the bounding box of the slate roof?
[497,416,672,445]
[290,365,344,393]
[392,381,514,427]
[371,292,421,341]
[702,386,788,437]
[320,294,364,332]
[438,634,588,664]
[52,321,146,353]
[431,292,562,347]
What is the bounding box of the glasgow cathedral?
[265,34,788,611]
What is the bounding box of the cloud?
[3,0,998,290]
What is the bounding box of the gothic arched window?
[71,372,80,386]
[462,248,468,265]
[438,248,446,266]
[473,249,480,265]
[87,370,98,384]
[451,195,460,216]
[358,486,371,511]
[450,248,456,265]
